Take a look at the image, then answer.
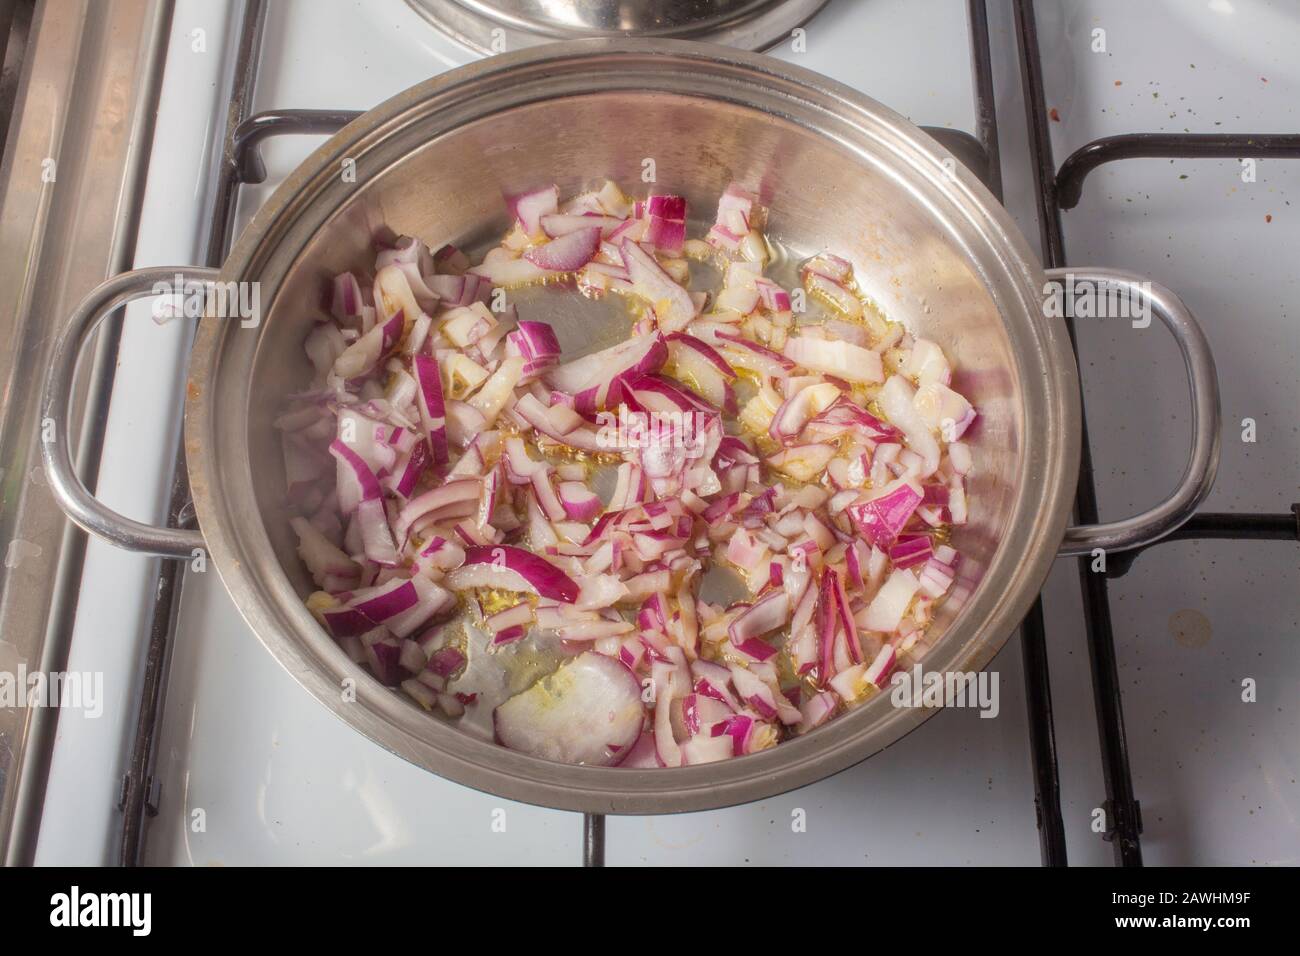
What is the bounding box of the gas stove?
[5,0,1295,868]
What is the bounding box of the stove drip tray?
[407,0,829,53]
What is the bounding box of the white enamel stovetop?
[34,0,1298,865]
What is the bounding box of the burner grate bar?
[120,0,271,866]
[1104,507,1299,579]
[1055,132,1300,209]
[1014,0,1144,866]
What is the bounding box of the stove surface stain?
[1168,608,1212,649]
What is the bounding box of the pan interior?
[244,89,1023,745]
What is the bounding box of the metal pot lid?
[405,0,830,54]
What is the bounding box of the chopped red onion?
[446,545,579,603]
[508,184,559,237]
[524,225,601,271]
[288,179,976,767]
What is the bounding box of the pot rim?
[184,38,1080,814]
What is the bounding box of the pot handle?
[41,267,217,558]
[1050,267,1221,557]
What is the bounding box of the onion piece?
[374,263,426,323]
[948,441,973,475]
[412,354,448,464]
[467,355,523,426]
[558,481,602,522]
[783,335,882,384]
[512,393,604,452]
[505,321,561,383]
[862,568,921,633]
[889,534,933,570]
[394,479,481,544]
[291,517,359,587]
[807,396,900,441]
[796,691,837,734]
[766,444,836,482]
[328,438,381,514]
[322,576,430,637]
[803,271,863,321]
[620,238,696,333]
[716,330,795,374]
[665,332,736,413]
[844,478,923,548]
[727,590,791,648]
[333,308,403,380]
[878,375,940,477]
[768,381,840,444]
[545,333,667,409]
[540,213,624,238]
[493,652,644,766]
[446,545,580,603]
[864,644,898,688]
[643,194,687,253]
[387,575,455,638]
[914,380,977,440]
[330,272,364,323]
[508,185,558,237]
[468,254,556,287]
[356,497,399,566]
[906,338,952,385]
[524,225,601,272]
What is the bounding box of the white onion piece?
[862,568,920,633]
[796,691,837,734]
[291,517,358,587]
[540,213,623,238]
[373,265,421,322]
[444,400,485,448]
[304,324,347,376]
[508,185,558,237]
[595,179,633,218]
[468,255,555,287]
[493,652,644,766]
[681,732,733,765]
[666,334,735,412]
[948,441,973,475]
[574,573,629,611]
[621,239,696,332]
[544,333,666,395]
[467,356,522,426]
[356,497,398,566]
[784,336,883,384]
[769,381,840,443]
[333,310,403,380]
[804,273,863,320]
[906,338,951,385]
[767,444,836,482]
[877,375,940,477]
[913,380,976,440]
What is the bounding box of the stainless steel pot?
[41,40,1219,813]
